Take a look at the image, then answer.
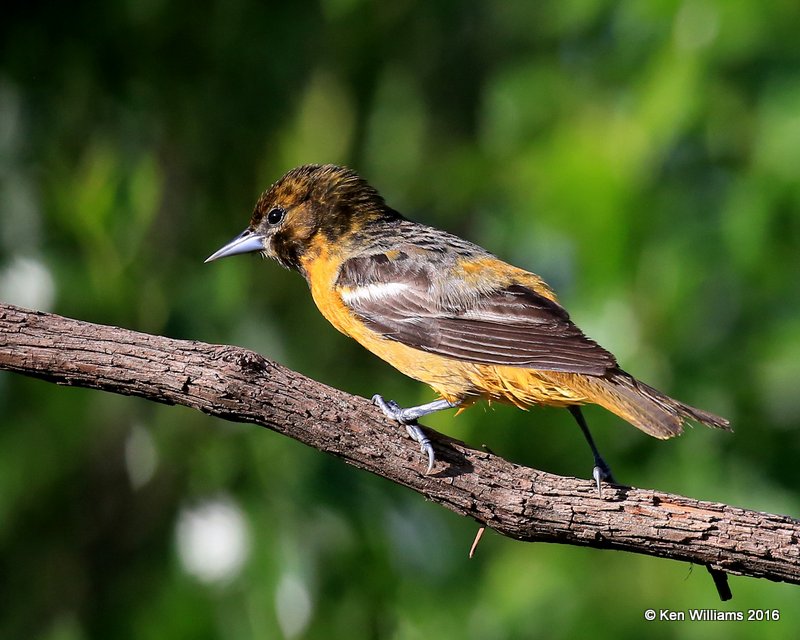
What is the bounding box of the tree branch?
[1,303,798,593]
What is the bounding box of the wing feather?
[337,253,617,375]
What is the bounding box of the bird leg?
[372,395,458,474]
[568,406,615,496]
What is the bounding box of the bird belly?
[349,336,595,410]
[462,365,593,408]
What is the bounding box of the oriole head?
[205,164,398,270]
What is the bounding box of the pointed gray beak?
[205,229,266,263]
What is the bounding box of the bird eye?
[267,207,285,225]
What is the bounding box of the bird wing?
[336,252,618,375]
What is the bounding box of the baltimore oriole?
[206,164,730,491]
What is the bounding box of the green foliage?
[1,1,799,638]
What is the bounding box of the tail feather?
[587,371,731,440]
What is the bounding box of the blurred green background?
[2,0,800,638]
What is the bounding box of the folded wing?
[337,253,617,376]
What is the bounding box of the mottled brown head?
[205,164,399,271]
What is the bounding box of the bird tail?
[586,370,731,439]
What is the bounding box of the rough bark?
[1,302,798,592]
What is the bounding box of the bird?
[206,164,730,492]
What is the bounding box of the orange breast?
[300,242,477,401]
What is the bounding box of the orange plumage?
[206,164,730,476]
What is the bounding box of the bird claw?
[592,459,615,498]
[405,423,435,475]
[372,394,436,474]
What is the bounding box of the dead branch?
[0,302,797,594]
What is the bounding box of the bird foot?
[372,394,435,474]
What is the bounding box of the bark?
[1,303,798,594]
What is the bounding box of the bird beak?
[204,229,266,263]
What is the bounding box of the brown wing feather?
[337,253,617,376]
